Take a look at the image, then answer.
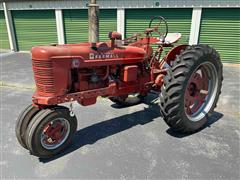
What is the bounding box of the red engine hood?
[31,42,147,61]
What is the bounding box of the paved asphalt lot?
[0,52,239,179]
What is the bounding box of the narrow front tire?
[15,104,40,149]
[25,106,77,158]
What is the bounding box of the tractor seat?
[156,33,182,45]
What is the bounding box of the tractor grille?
[32,59,55,95]
[34,68,54,77]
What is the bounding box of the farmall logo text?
[89,53,119,60]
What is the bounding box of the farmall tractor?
[15,3,223,158]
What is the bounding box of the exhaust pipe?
[88,0,99,48]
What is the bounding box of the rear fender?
[165,44,188,64]
[154,45,188,87]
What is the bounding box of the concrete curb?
[223,63,240,68]
[0,52,15,58]
[0,81,35,90]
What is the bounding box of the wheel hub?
[188,82,198,96]
[41,118,70,150]
[184,62,218,122]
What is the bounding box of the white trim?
[189,8,202,45]
[5,0,240,10]
[3,2,17,51]
[55,9,65,44]
[117,8,125,39]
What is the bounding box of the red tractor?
[15,16,223,158]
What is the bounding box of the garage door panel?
[199,8,240,64]
[125,8,192,44]
[99,9,117,41]
[63,9,117,44]
[0,11,10,49]
[12,10,57,51]
[63,9,88,43]
[125,8,192,55]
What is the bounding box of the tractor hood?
[31,42,147,61]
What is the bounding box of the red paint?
[155,74,164,87]
[31,31,189,107]
[123,65,138,82]
[184,66,209,115]
[164,44,188,65]
[42,121,67,145]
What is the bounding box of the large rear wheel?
[160,45,223,133]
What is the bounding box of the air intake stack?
[88,0,99,48]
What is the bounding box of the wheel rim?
[184,62,218,122]
[40,118,70,150]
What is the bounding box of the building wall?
[3,0,240,10]
[1,0,240,63]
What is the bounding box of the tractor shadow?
[166,111,223,138]
[40,94,161,163]
[40,94,223,163]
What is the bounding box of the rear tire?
[160,45,223,133]
[25,106,77,158]
[15,104,40,149]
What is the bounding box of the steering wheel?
[148,16,168,43]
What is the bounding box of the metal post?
[189,8,202,45]
[55,9,65,45]
[88,0,99,47]
[3,2,17,51]
[117,8,125,39]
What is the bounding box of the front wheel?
[15,104,40,149]
[25,106,77,158]
[160,45,223,133]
